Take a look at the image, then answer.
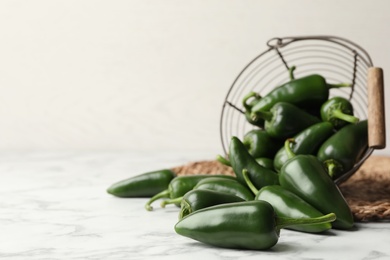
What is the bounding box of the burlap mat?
[172,156,390,222]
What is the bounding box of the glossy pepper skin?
[317,120,368,179]
[251,74,350,115]
[320,96,359,129]
[229,136,279,190]
[106,169,175,198]
[175,200,336,250]
[279,141,354,230]
[161,177,253,207]
[179,189,245,219]
[144,174,235,211]
[255,157,274,170]
[255,185,332,233]
[273,122,334,172]
[243,129,282,159]
[251,102,321,140]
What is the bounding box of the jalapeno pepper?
[144,174,235,211]
[251,102,321,140]
[317,120,368,179]
[243,129,283,158]
[106,169,175,198]
[250,73,351,115]
[179,189,245,219]
[279,139,354,230]
[229,136,279,190]
[273,122,335,172]
[320,96,359,129]
[255,157,275,170]
[175,200,336,250]
[242,91,264,127]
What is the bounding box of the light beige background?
[0,0,388,156]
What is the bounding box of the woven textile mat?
[171,156,390,222]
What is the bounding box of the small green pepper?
[242,91,264,127]
[250,73,351,115]
[175,200,336,250]
[106,169,175,198]
[251,102,321,140]
[144,174,235,211]
[317,120,368,179]
[161,177,254,207]
[243,129,283,158]
[279,139,354,230]
[320,96,359,129]
[229,136,279,190]
[179,189,245,219]
[273,122,334,172]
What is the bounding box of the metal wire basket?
[220,35,385,184]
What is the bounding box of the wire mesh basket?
[220,35,385,184]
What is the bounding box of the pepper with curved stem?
[320,96,359,129]
[175,200,336,250]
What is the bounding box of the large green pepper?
[144,174,235,211]
[273,122,334,172]
[179,189,245,219]
[229,136,279,190]
[251,73,350,115]
[317,120,368,179]
[175,200,336,250]
[243,129,282,158]
[106,169,175,198]
[320,96,359,129]
[279,139,354,230]
[161,177,254,207]
[251,102,321,139]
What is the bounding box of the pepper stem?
[242,91,260,110]
[332,109,360,124]
[323,159,344,179]
[276,213,336,230]
[160,196,183,208]
[284,138,296,159]
[144,190,170,211]
[242,169,259,195]
[179,200,191,219]
[216,154,231,167]
[250,110,273,122]
[327,83,352,89]
[289,65,296,80]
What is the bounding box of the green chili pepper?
[179,189,245,219]
[242,91,264,127]
[251,102,321,140]
[320,96,359,129]
[251,73,351,115]
[229,136,279,190]
[255,157,274,170]
[243,129,283,158]
[273,122,335,172]
[279,139,354,230]
[175,200,336,250]
[161,177,254,207]
[317,120,368,179]
[106,169,175,198]
[144,174,235,211]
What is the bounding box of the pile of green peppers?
[106,68,369,251]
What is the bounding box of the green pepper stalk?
[179,189,245,219]
[175,200,336,250]
[107,169,175,198]
[317,120,368,180]
[229,136,279,190]
[161,177,254,207]
[251,102,321,140]
[251,73,351,115]
[279,139,354,229]
[242,129,283,158]
[215,154,231,166]
[242,91,264,127]
[273,122,335,172]
[144,174,235,211]
[320,96,359,129]
[242,169,333,233]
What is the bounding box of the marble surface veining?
[1,151,389,260]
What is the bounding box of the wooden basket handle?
[368,67,386,149]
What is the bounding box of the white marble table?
[1,151,389,260]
